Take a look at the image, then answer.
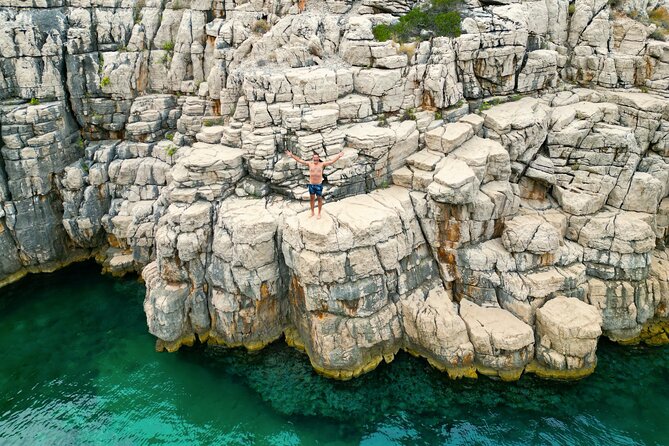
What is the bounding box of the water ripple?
[1,263,668,445]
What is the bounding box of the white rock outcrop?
[532,297,603,378]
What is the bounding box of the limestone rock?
[399,286,475,377]
[282,187,441,378]
[502,214,560,254]
[428,159,480,204]
[460,299,535,380]
[533,297,602,378]
[169,143,245,202]
[208,198,286,349]
[425,122,474,154]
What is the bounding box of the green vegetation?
[478,98,501,112]
[650,29,666,41]
[401,108,417,121]
[99,76,111,87]
[167,145,178,157]
[640,85,649,93]
[162,41,175,52]
[252,19,271,34]
[649,6,669,25]
[434,110,443,120]
[133,0,145,24]
[77,137,85,149]
[80,160,90,173]
[377,114,389,128]
[202,117,224,127]
[568,3,576,15]
[509,94,522,102]
[372,24,393,42]
[29,97,40,106]
[160,41,175,66]
[165,132,174,141]
[372,0,462,43]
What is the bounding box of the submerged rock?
[2,0,669,382]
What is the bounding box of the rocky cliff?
[2,0,669,380]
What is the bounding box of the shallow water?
[1,263,668,445]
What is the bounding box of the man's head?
[312,152,321,163]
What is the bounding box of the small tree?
[373,0,462,43]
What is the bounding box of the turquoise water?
[1,263,668,445]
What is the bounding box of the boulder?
[399,286,476,378]
[425,122,474,154]
[460,299,535,380]
[502,214,561,254]
[428,159,480,204]
[533,297,602,379]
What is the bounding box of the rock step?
[534,297,602,378]
[195,125,225,144]
[425,122,474,154]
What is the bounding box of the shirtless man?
[285,150,344,219]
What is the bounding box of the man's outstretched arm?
[322,152,344,167]
[285,150,309,166]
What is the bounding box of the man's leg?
[317,196,323,219]
[309,194,315,217]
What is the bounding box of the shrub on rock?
[372,0,462,43]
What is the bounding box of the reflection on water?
[0,263,667,445]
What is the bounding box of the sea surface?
[1,263,668,445]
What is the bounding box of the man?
[285,150,344,219]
